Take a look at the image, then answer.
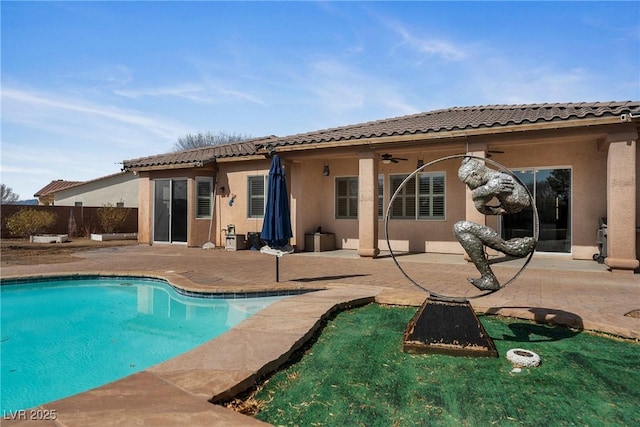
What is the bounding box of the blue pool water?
[0,276,287,412]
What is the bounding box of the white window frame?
[390,172,446,220]
[247,175,268,219]
[417,172,446,220]
[195,177,213,219]
[335,176,358,219]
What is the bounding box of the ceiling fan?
[381,153,408,164]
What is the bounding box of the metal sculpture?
[385,154,539,357]
[385,154,539,300]
[454,157,537,290]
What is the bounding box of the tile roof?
[123,101,640,170]
[34,180,84,197]
[122,137,276,170]
[264,101,640,149]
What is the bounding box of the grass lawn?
[251,304,639,426]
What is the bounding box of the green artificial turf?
[253,304,640,426]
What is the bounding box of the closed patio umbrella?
[260,155,293,281]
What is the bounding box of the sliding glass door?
[501,168,571,253]
[153,179,187,243]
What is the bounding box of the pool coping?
[2,272,383,426]
[1,273,321,299]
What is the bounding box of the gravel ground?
[0,238,138,266]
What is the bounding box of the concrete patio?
[2,244,638,426]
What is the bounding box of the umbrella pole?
[276,256,280,282]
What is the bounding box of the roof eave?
[216,154,270,163]
[267,116,623,153]
[124,160,213,172]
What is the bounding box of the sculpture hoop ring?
[384,154,540,301]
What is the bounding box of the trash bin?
[304,233,335,252]
[247,232,263,250]
[593,217,607,263]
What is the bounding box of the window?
[390,175,416,219]
[501,168,571,253]
[335,177,358,219]
[418,173,445,219]
[247,175,268,218]
[390,172,445,220]
[196,177,213,218]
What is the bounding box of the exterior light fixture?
[323,164,330,176]
[417,158,424,169]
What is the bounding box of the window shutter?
[417,173,445,219]
[248,176,266,218]
[196,179,212,218]
[432,196,445,217]
[335,177,358,219]
[433,175,445,194]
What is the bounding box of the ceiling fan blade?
[395,157,408,161]
[391,158,399,163]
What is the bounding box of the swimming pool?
[0,276,289,412]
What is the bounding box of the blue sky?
[2,1,638,201]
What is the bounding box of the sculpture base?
[403,297,498,358]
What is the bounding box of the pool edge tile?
[37,372,268,427]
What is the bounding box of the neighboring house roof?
[34,172,135,198]
[34,180,83,197]
[53,171,135,193]
[123,101,640,170]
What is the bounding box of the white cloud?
[380,18,467,62]
[0,164,55,175]
[115,81,267,106]
[398,33,467,62]
[115,83,213,102]
[0,86,192,198]
[216,86,267,106]
[69,64,134,88]
[307,59,418,116]
[463,53,614,105]
[2,86,187,141]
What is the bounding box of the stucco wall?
[499,137,607,260]
[132,126,637,262]
[215,159,272,247]
[290,135,610,258]
[289,153,467,253]
[211,136,613,258]
[136,166,216,246]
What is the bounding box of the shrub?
[97,204,130,233]
[6,209,57,238]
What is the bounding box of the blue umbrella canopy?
[261,155,293,248]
